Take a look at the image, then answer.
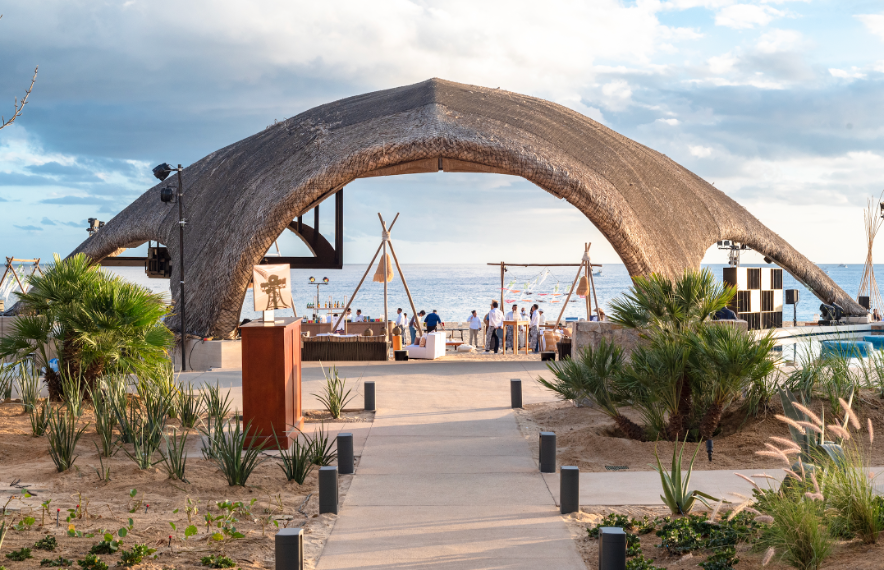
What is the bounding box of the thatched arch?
[68,78,862,338]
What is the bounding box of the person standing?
[410,311,424,344]
[424,309,442,332]
[529,304,541,352]
[520,307,528,321]
[467,310,482,347]
[487,301,505,354]
[352,309,364,323]
[504,304,522,350]
[395,308,407,331]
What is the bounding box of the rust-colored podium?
[241,318,304,449]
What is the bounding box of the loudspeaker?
[859,296,871,310]
[785,289,799,305]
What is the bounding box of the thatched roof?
[67,78,863,338]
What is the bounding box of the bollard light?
[599,527,627,570]
[539,432,556,473]
[319,466,339,514]
[337,433,354,475]
[275,527,304,570]
[364,381,376,412]
[560,466,579,514]
[510,379,522,408]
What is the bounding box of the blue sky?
[1,0,883,265]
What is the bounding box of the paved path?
[300,360,585,570]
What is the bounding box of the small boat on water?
[839,264,848,268]
[592,269,602,276]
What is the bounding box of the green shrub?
[77,554,108,570]
[698,546,738,570]
[626,555,665,570]
[274,427,314,484]
[176,383,203,429]
[6,548,32,561]
[756,482,832,570]
[46,407,87,472]
[34,535,58,551]
[209,415,267,486]
[40,557,73,567]
[307,423,337,466]
[29,400,51,437]
[313,365,355,419]
[89,540,120,555]
[159,429,190,482]
[119,544,155,567]
[200,555,235,568]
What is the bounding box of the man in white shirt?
[520,307,528,321]
[394,308,407,330]
[487,301,504,354]
[538,309,546,326]
[352,309,364,323]
[467,310,482,348]
[529,304,541,352]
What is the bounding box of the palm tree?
[608,269,736,335]
[0,254,173,399]
[689,324,778,439]
[609,268,737,439]
[538,339,645,440]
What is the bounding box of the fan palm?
[608,268,736,335]
[538,339,645,440]
[689,324,778,439]
[0,253,173,399]
[622,336,691,440]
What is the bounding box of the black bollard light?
[275,527,304,570]
[319,466,338,514]
[337,433,354,475]
[510,379,522,408]
[539,432,556,473]
[364,381,376,412]
[599,527,627,570]
[560,466,579,514]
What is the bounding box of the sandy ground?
[0,402,364,570]
[514,394,884,473]
[563,505,884,569]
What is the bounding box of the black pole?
[176,165,186,372]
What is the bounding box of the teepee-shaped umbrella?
[372,253,394,283]
[334,214,422,341]
[554,243,601,328]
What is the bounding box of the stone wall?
[571,319,749,359]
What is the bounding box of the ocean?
[96,263,873,326]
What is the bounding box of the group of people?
[469,302,547,354]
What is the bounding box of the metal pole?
[176,165,187,373]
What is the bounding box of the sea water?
[100,263,874,327]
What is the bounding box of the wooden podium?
[241,318,304,449]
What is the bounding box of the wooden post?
[587,245,600,319]
[382,239,389,341]
[500,262,505,310]
[555,263,584,329]
[332,216,400,333]
[584,244,592,320]
[387,241,423,338]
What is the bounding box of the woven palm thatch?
[63,78,863,338]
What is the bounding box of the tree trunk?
[666,412,683,441]
[614,414,646,441]
[45,369,62,402]
[700,402,723,441]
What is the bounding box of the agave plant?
[313,365,355,419]
[653,436,718,515]
[538,339,645,440]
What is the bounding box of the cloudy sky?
[0,0,883,266]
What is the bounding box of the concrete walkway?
[308,360,585,570]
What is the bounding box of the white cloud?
[829,67,867,80]
[755,29,803,53]
[716,4,784,29]
[600,80,634,110]
[689,145,713,158]
[656,118,681,125]
[857,13,884,40]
